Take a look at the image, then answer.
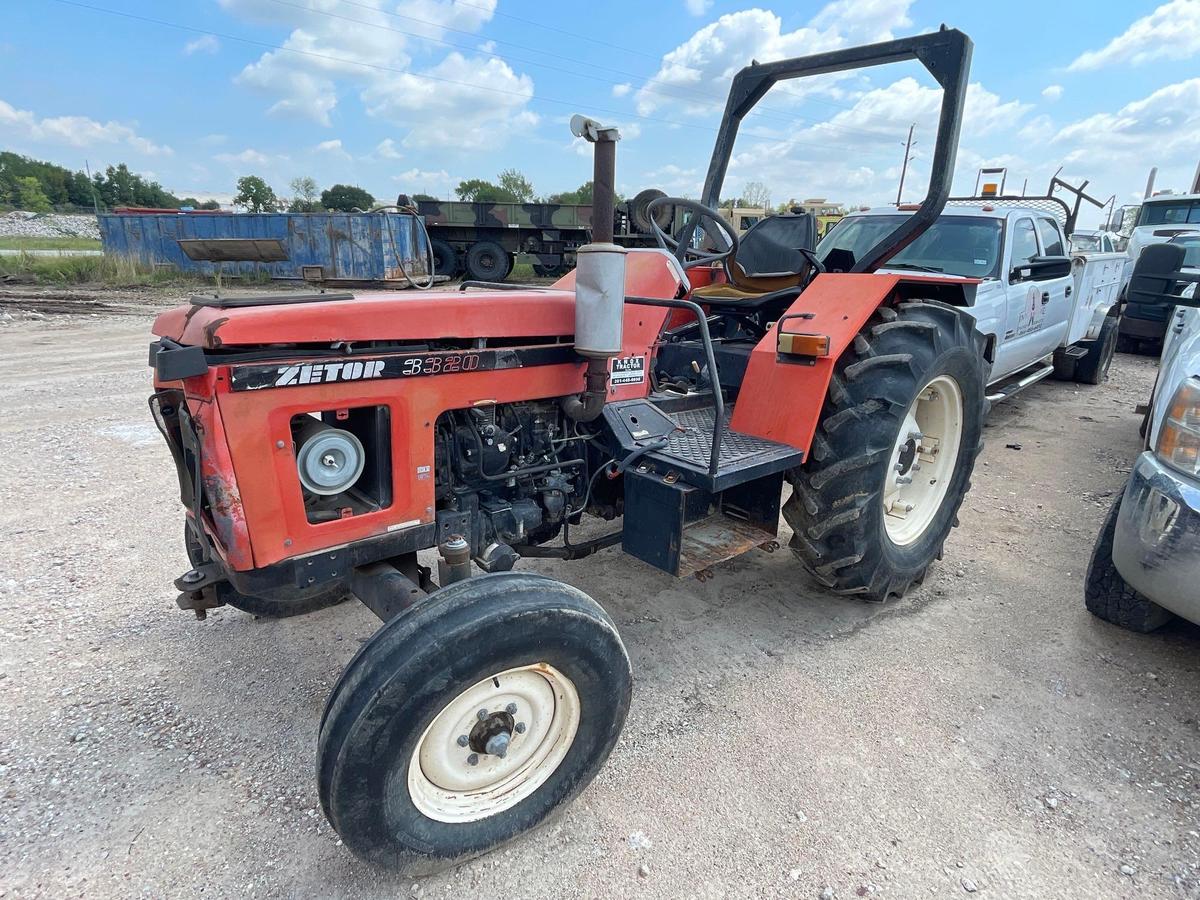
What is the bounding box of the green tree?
[288,176,320,212]
[498,168,534,202]
[234,175,279,212]
[412,192,437,202]
[197,199,222,210]
[454,178,512,202]
[545,181,594,205]
[320,183,374,212]
[15,176,52,212]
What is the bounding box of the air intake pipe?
[563,115,624,423]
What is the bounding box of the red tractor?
[149,29,986,871]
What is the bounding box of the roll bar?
[700,26,973,273]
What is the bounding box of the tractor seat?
[692,212,817,303]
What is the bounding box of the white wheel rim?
[407,663,581,824]
[883,374,964,546]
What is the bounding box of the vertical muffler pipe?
[564,115,625,422]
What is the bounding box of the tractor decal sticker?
[610,355,646,385]
[228,345,578,391]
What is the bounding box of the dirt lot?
[1,287,1198,899]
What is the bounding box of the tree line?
[0,152,214,212]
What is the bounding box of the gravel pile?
[0,211,101,240]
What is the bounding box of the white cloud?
[218,0,534,144]
[0,98,171,155]
[612,82,632,98]
[684,0,712,14]
[315,138,350,159]
[635,1,914,115]
[184,35,220,55]
[374,138,403,159]
[393,167,455,192]
[215,148,274,167]
[1041,84,1063,101]
[362,52,538,150]
[1069,0,1200,70]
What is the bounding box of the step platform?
[603,398,803,577]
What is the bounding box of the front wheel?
[784,301,988,601]
[317,573,631,872]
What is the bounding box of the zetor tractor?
[149,29,986,871]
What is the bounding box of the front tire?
[318,573,631,872]
[784,301,987,601]
[1084,494,1173,632]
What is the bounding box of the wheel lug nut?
[505,703,517,715]
[515,722,526,734]
[467,753,479,766]
[477,708,488,721]
[456,734,469,747]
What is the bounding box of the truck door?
[994,216,1044,377]
[1031,216,1072,355]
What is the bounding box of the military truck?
[413,188,675,282]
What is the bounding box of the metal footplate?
[604,399,801,577]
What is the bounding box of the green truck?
[413,188,674,281]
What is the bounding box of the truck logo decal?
[229,346,578,392]
[611,355,646,385]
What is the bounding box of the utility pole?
[896,124,916,205]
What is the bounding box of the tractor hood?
[151,249,686,349]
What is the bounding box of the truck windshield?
[1173,237,1200,268]
[1137,200,1200,226]
[1070,233,1101,252]
[817,214,1003,279]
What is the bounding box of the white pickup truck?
[818,202,1126,397]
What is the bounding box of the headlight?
[294,417,365,495]
[1156,379,1200,477]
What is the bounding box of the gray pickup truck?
[1086,236,1200,631]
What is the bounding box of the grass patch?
[0,236,102,251]
[0,252,216,287]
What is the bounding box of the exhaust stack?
[563,116,625,422]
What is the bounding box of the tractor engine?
[433,401,596,565]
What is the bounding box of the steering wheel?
[646,197,739,270]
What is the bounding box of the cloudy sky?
[2,0,1197,224]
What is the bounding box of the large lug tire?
[465,240,512,282]
[429,239,460,277]
[784,301,988,601]
[317,572,632,872]
[1073,314,1119,385]
[1084,494,1174,632]
[184,521,346,618]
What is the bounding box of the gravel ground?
[1,299,1198,899]
[0,212,101,240]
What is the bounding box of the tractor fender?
[729,273,976,455]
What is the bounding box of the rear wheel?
[1074,315,1119,384]
[318,572,631,872]
[465,241,512,282]
[429,239,459,277]
[784,301,987,601]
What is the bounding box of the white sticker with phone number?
[611,355,646,385]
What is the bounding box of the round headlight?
[294,419,366,496]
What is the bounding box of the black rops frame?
[699,26,973,274]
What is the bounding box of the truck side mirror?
[1022,255,1071,281]
[1129,243,1200,308]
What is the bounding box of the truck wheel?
[465,241,512,282]
[317,572,631,872]
[429,239,459,277]
[184,522,346,618]
[1073,315,1119,384]
[1085,494,1173,632]
[783,301,987,601]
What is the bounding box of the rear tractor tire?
[318,572,632,872]
[784,301,988,601]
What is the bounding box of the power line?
[46,0,901,160]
